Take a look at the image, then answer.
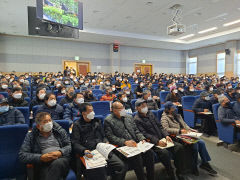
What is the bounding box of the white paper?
[84,150,107,169]
[96,143,116,159]
[201,112,213,115]
[182,132,203,139]
[156,138,174,149]
[137,142,154,153]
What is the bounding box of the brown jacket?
[161,112,190,135]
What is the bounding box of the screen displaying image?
[37,0,83,29]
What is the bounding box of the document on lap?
[181,132,203,138]
[117,142,154,158]
[156,138,174,149]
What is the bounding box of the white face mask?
[147,96,152,101]
[48,99,56,107]
[119,109,126,117]
[112,88,116,91]
[39,93,46,100]
[41,121,53,132]
[126,91,130,95]
[13,93,22,99]
[19,79,24,83]
[100,82,103,85]
[80,80,84,83]
[173,89,178,93]
[179,89,184,92]
[92,80,96,83]
[56,84,61,87]
[106,82,110,85]
[141,106,148,114]
[85,83,89,86]
[140,83,144,87]
[65,81,69,84]
[122,97,128,102]
[86,111,95,120]
[61,90,66,94]
[205,96,210,101]
[228,86,232,89]
[76,98,84,104]
[190,89,194,92]
[1,85,8,89]
[209,88,213,91]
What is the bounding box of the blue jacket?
[192,98,212,113]
[36,104,64,120]
[0,106,25,126]
[218,105,237,123]
[63,102,81,124]
[19,122,71,164]
[233,102,240,118]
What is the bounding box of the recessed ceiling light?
[198,27,217,34]
[178,34,195,40]
[145,2,153,5]
[223,19,240,27]
[125,16,132,19]
[93,10,100,13]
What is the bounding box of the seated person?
[134,82,144,98]
[134,99,186,180]
[225,88,236,102]
[111,85,118,94]
[233,94,240,117]
[59,86,75,106]
[63,92,84,124]
[165,87,182,106]
[72,103,127,180]
[114,77,122,92]
[37,80,51,91]
[123,87,134,101]
[52,81,62,91]
[185,85,197,96]
[100,79,111,90]
[192,92,217,136]
[209,90,219,105]
[120,78,131,89]
[36,93,64,120]
[100,87,116,101]
[142,90,158,110]
[0,96,25,126]
[177,86,186,99]
[8,87,28,107]
[0,81,10,93]
[84,90,97,102]
[116,92,132,113]
[19,112,71,180]
[104,101,155,180]
[161,102,217,176]
[57,86,67,96]
[30,87,46,111]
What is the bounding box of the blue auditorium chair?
[130,99,137,111]
[57,95,65,103]
[0,92,8,98]
[92,89,103,96]
[0,124,28,179]
[16,107,30,126]
[212,103,235,144]
[182,96,196,128]
[159,91,170,107]
[90,101,111,117]
[55,120,70,134]
[24,97,31,106]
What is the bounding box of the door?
[134,64,152,75]
[77,62,90,76]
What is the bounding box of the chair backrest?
[55,120,70,134]
[131,84,138,92]
[131,99,137,110]
[195,90,203,95]
[160,91,170,103]
[94,115,105,126]
[92,89,103,95]
[151,110,159,120]
[181,96,196,110]
[90,101,111,116]
[0,92,8,98]
[32,105,41,117]
[15,107,30,126]
[0,124,28,178]
[94,85,100,89]
[212,103,220,121]
[158,108,164,121]
[24,97,31,105]
[57,95,65,103]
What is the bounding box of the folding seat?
[0,92,8,98]
[130,99,137,111]
[90,101,111,117]
[182,96,196,127]
[159,91,170,108]
[16,107,30,126]
[57,95,65,103]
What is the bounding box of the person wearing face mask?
[177,86,186,99]
[84,90,97,102]
[8,87,28,107]
[53,81,62,91]
[30,88,46,111]
[72,103,127,180]
[209,90,220,105]
[225,88,236,102]
[165,87,182,106]
[59,86,75,106]
[134,100,186,180]
[233,94,240,118]
[134,81,145,98]
[100,87,116,101]
[185,85,197,96]
[192,92,217,137]
[114,77,122,92]
[218,96,240,152]
[19,112,71,180]
[123,87,134,101]
[142,90,158,110]
[116,92,133,113]
[111,85,118,94]
[0,81,10,92]
[57,86,66,96]
[63,93,85,124]
[104,101,155,180]
[101,79,111,90]
[161,102,217,176]
[36,93,63,120]
[37,80,51,91]
[0,96,25,126]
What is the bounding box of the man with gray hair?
[142,90,158,110]
[59,86,75,106]
[192,91,217,137]
[19,112,71,180]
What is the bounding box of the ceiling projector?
[167,24,185,36]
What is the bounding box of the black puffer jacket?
[71,117,107,156]
[36,104,64,120]
[0,106,25,126]
[19,122,71,164]
[134,111,169,145]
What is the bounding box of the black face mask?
[88,93,93,97]
[225,102,231,108]
[69,92,75,97]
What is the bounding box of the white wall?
[0,35,185,74]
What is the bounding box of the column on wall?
[225,40,237,77]
[110,44,120,74]
[183,50,189,74]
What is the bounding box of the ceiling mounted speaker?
[225,49,231,55]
